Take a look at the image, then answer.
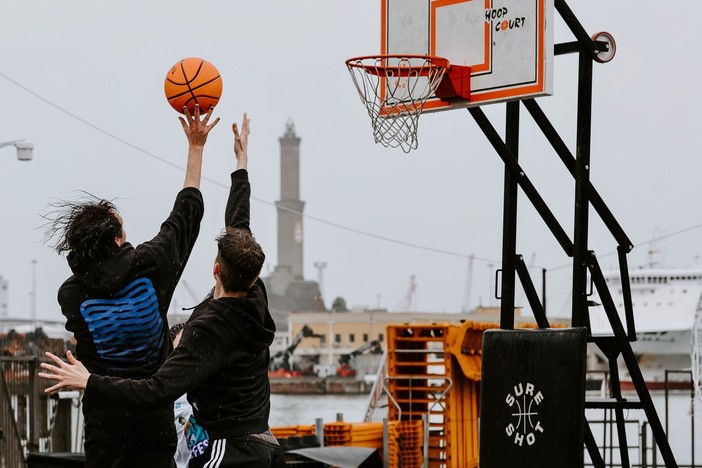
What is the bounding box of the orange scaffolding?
[384,321,498,468]
[272,320,512,468]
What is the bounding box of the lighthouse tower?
[265,121,325,328]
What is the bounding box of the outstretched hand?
[233,113,250,171]
[38,351,91,393]
[179,105,220,147]
[180,105,219,189]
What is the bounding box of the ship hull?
[586,268,702,387]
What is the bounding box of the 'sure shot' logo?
[505,382,545,446]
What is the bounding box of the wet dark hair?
[42,193,122,263]
[216,227,265,293]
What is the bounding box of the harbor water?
[270,393,371,426]
[270,392,702,465]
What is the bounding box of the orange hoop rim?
[346,54,450,78]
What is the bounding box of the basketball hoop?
[346,55,451,153]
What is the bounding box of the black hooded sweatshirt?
[58,188,204,381]
[84,170,278,439]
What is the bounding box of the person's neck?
[218,291,247,298]
[213,283,247,299]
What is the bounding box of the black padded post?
[479,328,587,468]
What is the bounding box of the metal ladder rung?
[395,410,447,417]
[585,398,643,409]
[391,361,445,367]
[394,337,445,342]
[390,386,449,392]
[394,398,447,405]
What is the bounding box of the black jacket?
[85,170,278,438]
[85,279,276,438]
[58,187,204,380]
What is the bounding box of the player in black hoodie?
[41,114,286,468]
[43,105,219,467]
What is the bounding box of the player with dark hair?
[41,114,286,468]
[43,105,219,468]
[47,197,124,263]
[214,226,266,292]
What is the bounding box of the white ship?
[588,268,702,387]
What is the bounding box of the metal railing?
[2,355,699,468]
[0,357,80,468]
[585,370,699,467]
[1,362,25,468]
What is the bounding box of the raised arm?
[179,105,220,189]
[40,321,222,407]
[234,113,249,172]
[224,114,252,230]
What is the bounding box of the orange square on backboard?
[381,0,553,113]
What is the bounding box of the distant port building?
[280,306,571,378]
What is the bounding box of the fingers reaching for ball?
[180,105,220,147]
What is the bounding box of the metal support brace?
[500,101,520,329]
[571,49,593,329]
[521,99,632,252]
[468,107,574,256]
[616,246,637,340]
[515,255,550,328]
[588,252,678,467]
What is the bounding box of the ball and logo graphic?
[504,381,545,447]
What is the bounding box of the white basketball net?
[346,56,448,153]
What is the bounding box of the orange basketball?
[164,57,222,114]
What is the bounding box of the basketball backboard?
[382,0,554,112]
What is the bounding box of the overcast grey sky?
[1,1,701,325]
